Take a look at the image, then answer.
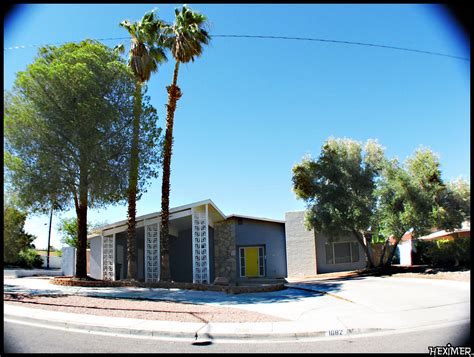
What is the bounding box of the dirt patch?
[4,293,287,323]
[390,270,470,282]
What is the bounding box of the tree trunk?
[75,165,88,279]
[126,81,142,280]
[379,238,390,267]
[160,61,182,282]
[384,237,400,267]
[352,229,375,268]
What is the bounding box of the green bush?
[16,249,44,269]
[414,237,470,268]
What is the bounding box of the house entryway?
[239,246,265,277]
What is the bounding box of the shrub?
[414,237,470,268]
[16,249,44,269]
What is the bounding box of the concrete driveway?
[4,275,470,333]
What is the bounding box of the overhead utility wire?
[212,34,470,61]
[4,34,469,61]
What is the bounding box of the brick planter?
[51,277,285,294]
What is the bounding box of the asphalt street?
[4,320,471,353]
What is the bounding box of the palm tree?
[158,5,210,281]
[116,11,167,280]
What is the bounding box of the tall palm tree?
[158,5,210,282]
[116,11,167,280]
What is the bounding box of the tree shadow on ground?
[67,281,345,305]
[4,281,345,305]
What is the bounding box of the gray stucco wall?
[234,218,287,280]
[89,237,102,280]
[113,227,145,281]
[170,232,190,282]
[115,232,127,280]
[169,226,215,283]
[315,231,367,273]
[285,211,368,275]
[285,211,317,277]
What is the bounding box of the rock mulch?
[4,293,287,323]
[51,276,286,294]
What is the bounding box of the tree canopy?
[292,138,469,268]
[4,203,37,264]
[4,40,162,277]
[292,138,385,267]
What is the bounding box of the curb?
[4,306,391,342]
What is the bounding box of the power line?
[212,34,470,62]
[4,34,470,62]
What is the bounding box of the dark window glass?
[351,242,359,262]
[258,247,265,276]
[240,248,245,277]
[325,243,334,264]
[334,242,351,264]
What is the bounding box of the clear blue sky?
[4,4,470,249]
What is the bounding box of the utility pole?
[47,204,53,269]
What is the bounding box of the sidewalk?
[4,275,470,342]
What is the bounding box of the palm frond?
[164,5,210,63]
[118,10,169,83]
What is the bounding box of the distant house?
[397,222,471,266]
[87,199,369,283]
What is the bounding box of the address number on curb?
[325,329,348,337]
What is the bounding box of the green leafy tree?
[116,10,167,280]
[292,138,385,268]
[57,217,108,249]
[156,5,211,281]
[376,149,469,266]
[4,203,37,264]
[4,40,161,279]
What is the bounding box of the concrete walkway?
[4,275,470,342]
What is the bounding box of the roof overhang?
[87,199,227,239]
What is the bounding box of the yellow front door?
[245,247,259,277]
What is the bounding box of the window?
[325,241,360,264]
[325,243,334,264]
[258,247,265,276]
[239,248,245,277]
[334,242,351,264]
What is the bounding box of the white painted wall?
[398,239,412,266]
[61,247,76,276]
[40,255,62,269]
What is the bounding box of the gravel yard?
[3,293,287,323]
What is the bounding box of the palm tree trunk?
[160,61,182,282]
[126,81,142,280]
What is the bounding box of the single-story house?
[397,222,471,266]
[87,199,368,283]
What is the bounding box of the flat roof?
[226,214,285,224]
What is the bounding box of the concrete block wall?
[285,211,317,277]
